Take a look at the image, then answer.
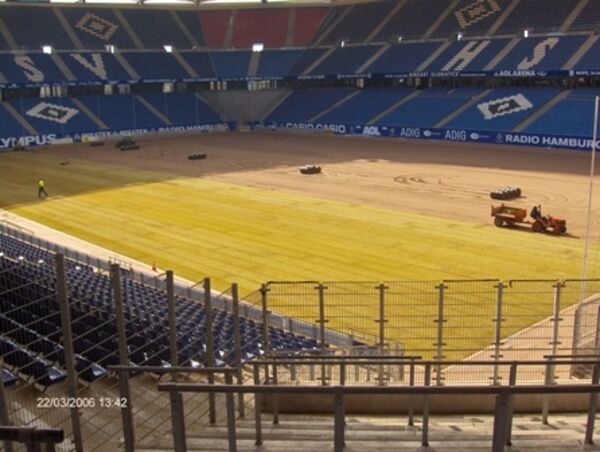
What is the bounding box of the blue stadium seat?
[61,52,131,82]
[310,45,381,75]
[61,8,135,50]
[445,87,560,131]
[374,0,450,40]
[318,87,416,124]
[525,89,600,137]
[210,51,252,78]
[495,0,577,34]
[120,9,192,49]
[427,39,511,72]
[121,52,190,80]
[494,36,587,71]
[376,88,482,128]
[139,92,221,125]
[365,42,443,75]
[322,1,396,44]
[431,0,513,39]
[266,87,356,123]
[0,7,75,50]
[0,54,66,85]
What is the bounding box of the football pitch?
[0,144,596,353]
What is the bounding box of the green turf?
[0,151,596,354]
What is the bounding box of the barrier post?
[169,391,187,452]
[166,271,178,380]
[260,284,270,358]
[317,284,329,385]
[0,354,14,452]
[225,373,237,452]
[585,364,600,444]
[435,284,447,385]
[253,365,263,445]
[111,264,135,452]
[492,282,505,385]
[333,390,345,452]
[55,254,84,452]
[492,390,510,452]
[232,283,245,418]
[204,278,216,424]
[422,364,431,446]
[505,363,517,446]
[376,283,388,386]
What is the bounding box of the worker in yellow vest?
[37,179,48,199]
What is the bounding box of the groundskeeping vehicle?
[491,204,567,235]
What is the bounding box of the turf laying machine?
[491,204,567,235]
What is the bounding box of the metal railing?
[158,360,600,452]
[0,426,64,452]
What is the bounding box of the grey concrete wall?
[200,89,291,124]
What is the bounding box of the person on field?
[530,205,541,220]
[37,179,48,199]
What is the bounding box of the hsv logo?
[26,102,79,125]
[478,94,533,120]
[75,13,118,41]
[455,0,501,29]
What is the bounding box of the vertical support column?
[232,283,245,418]
[0,350,14,452]
[260,284,270,358]
[225,373,237,452]
[435,283,447,386]
[272,365,279,425]
[333,390,345,452]
[203,278,216,424]
[166,270,178,380]
[421,364,431,446]
[376,283,388,386]
[55,254,84,452]
[543,282,562,425]
[505,363,517,446]
[585,363,600,444]
[253,365,263,446]
[493,282,505,385]
[111,264,135,452]
[492,390,510,452]
[169,391,187,452]
[407,359,415,427]
[317,284,328,385]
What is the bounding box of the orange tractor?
[491,204,567,235]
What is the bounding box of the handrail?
[251,358,600,366]
[158,382,600,395]
[0,426,63,443]
[158,372,600,452]
[108,365,241,375]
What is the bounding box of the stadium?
[2,0,600,450]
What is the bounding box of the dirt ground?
[47,131,600,238]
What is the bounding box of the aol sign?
[361,126,381,137]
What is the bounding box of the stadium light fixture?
[457,32,463,41]
[397,36,403,43]
[164,45,174,53]
[106,45,116,54]
[252,43,264,52]
[42,45,53,55]
[523,29,529,38]
[340,40,346,48]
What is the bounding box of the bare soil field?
[47,131,599,238]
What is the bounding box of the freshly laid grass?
[0,151,595,354]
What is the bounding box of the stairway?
[135,412,598,451]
